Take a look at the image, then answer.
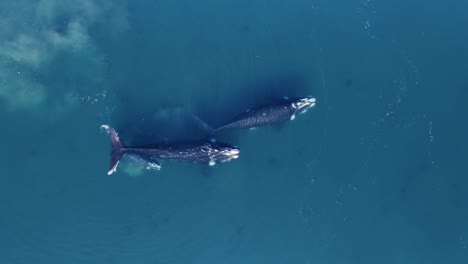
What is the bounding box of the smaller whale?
[101,125,240,175]
[196,96,316,134]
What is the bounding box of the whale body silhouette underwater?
[102,96,316,175]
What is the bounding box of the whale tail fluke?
[101,124,126,175]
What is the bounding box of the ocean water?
[1,0,467,263]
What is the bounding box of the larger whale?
[198,96,316,133]
[101,125,240,175]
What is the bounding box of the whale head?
[292,96,316,114]
[207,142,240,165]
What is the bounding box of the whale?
[101,125,240,175]
[196,96,316,134]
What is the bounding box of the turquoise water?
[1,0,467,263]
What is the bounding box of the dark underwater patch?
[52,20,69,36]
[266,157,281,167]
[112,92,210,145]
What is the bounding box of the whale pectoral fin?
[208,159,216,166]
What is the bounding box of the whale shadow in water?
[110,73,311,145]
[111,91,209,146]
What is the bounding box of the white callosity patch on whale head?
[224,148,240,161]
[294,97,316,114]
[213,148,240,163]
[227,148,240,156]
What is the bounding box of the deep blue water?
[1,0,467,263]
